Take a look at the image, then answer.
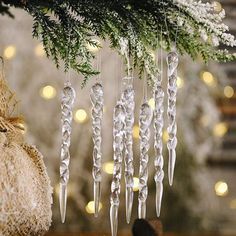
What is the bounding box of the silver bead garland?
[166,51,179,186]
[138,101,153,219]
[121,77,135,224]
[59,81,76,223]
[110,101,126,236]
[90,82,104,217]
[153,78,165,217]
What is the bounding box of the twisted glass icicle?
[138,102,153,219]
[90,83,104,217]
[110,101,126,236]
[121,77,135,224]
[166,51,179,186]
[60,81,76,223]
[153,79,164,217]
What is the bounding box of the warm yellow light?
[85,201,102,214]
[163,130,169,143]
[213,1,222,12]
[87,39,102,53]
[177,76,184,88]
[102,161,114,175]
[35,44,45,57]
[133,177,139,192]
[215,181,228,197]
[133,125,139,139]
[230,199,236,210]
[224,86,234,98]
[74,109,88,123]
[40,85,57,100]
[148,98,155,110]
[201,71,215,86]
[4,45,16,59]
[213,122,228,137]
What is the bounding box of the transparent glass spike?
[121,77,135,224]
[153,81,165,217]
[60,81,76,223]
[166,51,179,186]
[90,82,104,217]
[138,102,153,219]
[110,101,126,236]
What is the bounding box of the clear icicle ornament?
[138,101,153,219]
[110,101,126,236]
[60,81,76,223]
[121,77,135,224]
[153,78,165,217]
[166,51,179,186]
[90,82,104,217]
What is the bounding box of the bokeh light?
[74,109,88,123]
[40,85,57,100]
[177,76,184,88]
[213,122,228,137]
[85,201,102,214]
[224,86,234,98]
[215,181,228,197]
[4,45,16,59]
[201,71,216,86]
[102,161,114,175]
[35,44,45,57]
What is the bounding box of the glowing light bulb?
[4,45,16,59]
[177,76,184,88]
[87,39,102,53]
[85,201,102,214]
[35,44,45,57]
[215,181,228,197]
[224,86,234,98]
[102,161,114,175]
[74,109,88,123]
[133,125,139,139]
[148,98,155,110]
[213,122,228,137]
[133,177,139,192]
[40,85,57,100]
[201,71,215,86]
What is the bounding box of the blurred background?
[0,0,235,235]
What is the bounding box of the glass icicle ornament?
[59,81,76,223]
[138,101,153,219]
[166,51,179,186]
[110,101,126,236]
[153,78,165,217]
[90,82,104,217]
[121,77,135,224]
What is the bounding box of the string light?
[133,177,139,192]
[215,181,228,197]
[40,85,57,100]
[201,71,216,86]
[87,39,102,53]
[148,98,155,110]
[177,76,184,88]
[102,161,114,174]
[85,201,103,214]
[74,109,88,123]
[4,45,16,59]
[224,86,234,98]
[35,44,45,57]
[133,125,139,139]
[213,122,228,137]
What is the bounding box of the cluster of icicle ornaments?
[58,47,179,236]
